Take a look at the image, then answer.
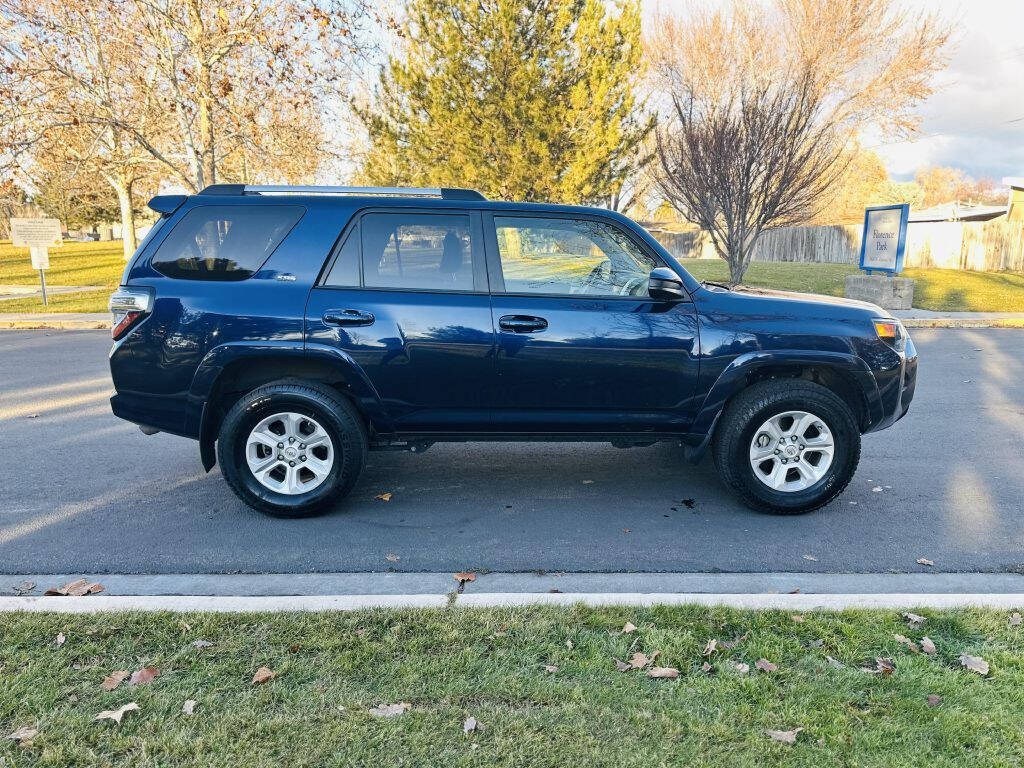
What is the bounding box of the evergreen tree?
[358,0,650,204]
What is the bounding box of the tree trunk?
[113,179,137,260]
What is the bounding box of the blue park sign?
[859,203,909,274]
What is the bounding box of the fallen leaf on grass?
[959,654,989,676]
[543,665,558,673]
[921,637,936,655]
[191,639,214,649]
[701,638,717,656]
[629,651,659,669]
[894,634,919,653]
[916,558,934,567]
[463,716,482,733]
[719,632,749,650]
[755,659,777,673]
[565,639,573,651]
[865,658,895,676]
[765,727,802,744]
[369,702,410,718]
[55,632,66,646]
[926,694,942,707]
[6,726,37,743]
[385,553,400,562]
[101,670,130,691]
[45,579,104,596]
[621,621,637,634]
[701,661,713,673]
[790,615,805,623]
[903,612,927,627]
[374,492,392,501]
[453,572,476,583]
[647,666,680,679]
[728,661,750,674]
[614,659,631,672]
[252,667,276,684]
[825,656,845,668]
[94,702,139,724]
[1009,612,1022,627]
[130,667,160,686]
[182,700,197,715]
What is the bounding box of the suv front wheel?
[217,381,367,517]
[712,379,861,514]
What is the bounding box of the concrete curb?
[2,592,1022,613]
[0,313,107,330]
[902,318,1024,329]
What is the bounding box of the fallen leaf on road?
[701,638,717,656]
[872,486,883,492]
[629,651,658,669]
[682,498,696,508]
[374,492,392,501]
[903,612,927,627]
[802,554,818,561]
[755,659,777,673]
[182,700,197,715]
[728,661,750,674]
[55,632,66,646]
[453,571,476,583]
[13,580,35,595]
[791,615,805,623]
[101,671,130,691]
[45,579,105,597]
[614,658,631,672]
[765,727,802,744]
[385,553,400,562]
[647,666,680,679]
[252,666,276,684]
[6,726,37,743]
[926,694,942,707]
[894,634,919,653]
[94,703,139,724]
[543,665,558,673]
[1009,612,1022,627]
[621,621,636,634]
[959,654,989,675]
[916,558,935,567]
[369,702,410,718]
[921,637,937,655]
[463,716,481,733]
[130,667,160,686]
[26,413,39,419]
[622,528,630,533]
[191,639,214,649]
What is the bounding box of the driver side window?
[493,216,658,297]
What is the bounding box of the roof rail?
[200,184,487,201]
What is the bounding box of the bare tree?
[648,0,952,284]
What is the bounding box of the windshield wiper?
[700,279,732,291]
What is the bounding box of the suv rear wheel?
[217,381,367,517]
[712,379,860,514]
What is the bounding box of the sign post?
[844,204,914,309]
[10,218,62,307]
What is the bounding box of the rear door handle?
[498,315,548,333]
[322,309,375,327]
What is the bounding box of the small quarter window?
[361,213,473,290]
[151,205,303,281]
[323,224,360,287]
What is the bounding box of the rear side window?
[361,213,473,290]
[151,205,304,281]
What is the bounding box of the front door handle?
[499,315,548,333]
[322,309,375,327]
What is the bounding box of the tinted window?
[151,205,303,281]
[323,224,360,287]
[361,213,473,290]
[494,216,657,297]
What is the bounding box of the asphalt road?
[1,329,1022,575]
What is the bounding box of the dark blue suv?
[109,185,917,516]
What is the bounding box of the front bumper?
[864,333,917,432]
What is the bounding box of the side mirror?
[648,267,686,301]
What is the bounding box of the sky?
[649,0,1024,184]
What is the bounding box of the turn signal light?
[873,319,900,343]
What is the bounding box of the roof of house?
[1002,177,1024,190]
[908,202,1008,223]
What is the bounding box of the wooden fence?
[649,219,1024,272]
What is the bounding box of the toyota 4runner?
[109,185,917,516]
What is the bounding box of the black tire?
[217,380,367,517]
[712,379,860,515]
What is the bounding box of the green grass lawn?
[2,240,1023,314]
[2,605,1023,767]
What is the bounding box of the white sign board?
[859,205,908,273]
[30,246,50,270]
[10,218,63,248]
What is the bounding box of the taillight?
[109,287,153,340]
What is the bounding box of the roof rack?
[198,184,486,201]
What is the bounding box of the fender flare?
[690,349,882,441]
[189,340,390,471]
